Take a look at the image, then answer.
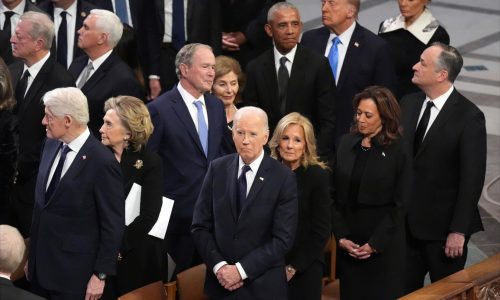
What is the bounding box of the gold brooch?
[133,160,143,169]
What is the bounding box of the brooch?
[133,160,143,169]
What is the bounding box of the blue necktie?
[115,0,130,25]
[328,37,341,81]
[172,0,185,50]
[237,165,251,215]
[45,144,71,202]
[194,101,208,156]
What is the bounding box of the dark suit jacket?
[37,0,97,63]
[243,44,336,159]
[28,134,125,293]
[301,24,397,145]
[0,1,43,65]
[68,52,144,135]
[0,277,44,300]
[147,86,228,234]
[192,153,298,300]
[400,90,486,240]
[9,56,74,236]
[333,133,411,252]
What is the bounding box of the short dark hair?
[352,86,402,146]
[431,42,463,83]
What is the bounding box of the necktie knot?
[279,56,288,67]
[328,37,341,81]
[4,10,14,19]
[241,165,251,177]
[61,144,71,156]
[332,37,340,47]
[425,101,434,110]
[193,100,203,110]
[22,69,30,80]
[60,11,67,19]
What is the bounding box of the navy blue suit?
[28,134,125,295]
[147,86,229,273]
[301,24,397,145]
[192,153,298,300]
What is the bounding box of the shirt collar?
[177,81,206,107]
[379,8,440,44]
[329,21,356,46]
[87,49,113,72]
[65,127,90,153]
[23,51,50,78]
[238,148,265,174]
[273,44,298,66]
[54,0,77,16]
[427,85,454,111]
[0,0,25,14]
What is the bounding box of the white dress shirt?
[54,1,77,67]
[177,82,209,131]
[272,44,298,76]
[324,21,356,83]
[416,85,454,138]
[0,0,24,35]
[76,49,113,87]
[21,52,51,97]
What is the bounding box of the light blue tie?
[194,101,208,156]
[115,0,130,25]
[328,37,341,81]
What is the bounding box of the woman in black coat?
[269,112,331,300]
[333,86,412,299]
[379,0,449,98]
[100,96,165,298]
[0,58,17,224]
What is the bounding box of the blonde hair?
[0,58,15,111]
[214,55,245,104]
[104,96,153,151]
[269,112,327,169]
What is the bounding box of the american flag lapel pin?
[259,177,264,181]
[354,42,359,47]
[82,155,87,160]
[382,152,386,157]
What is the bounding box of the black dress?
[378,9,450,98]
[103,148,165,298]
[0,109,17,223]
[333,134,412,299]
[286,164,331,300]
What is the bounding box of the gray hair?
[0,225,25,274]
[19,11,54,50]
[175,43,213,79]
[233,106,269,132]
[267,2,300,23]
[43,87,89,125]
[431,42,463,83]
[90,9,123,48]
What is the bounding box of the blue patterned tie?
[194,101,208,156]
[328,37,341,81]
[114,0,130,25]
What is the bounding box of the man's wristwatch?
[94,272,107,281]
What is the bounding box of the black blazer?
[68,52,144,135]
[0,277,44,300]
[333,133,412,252]
[243,44,336,159]
[37,0,97,63]
[9,55,74,197]
[301,24,397,145]
[400,90,486,240]
[29,135,124,293]
[192,153,298,300]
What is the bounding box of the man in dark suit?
[28,87,124,299]
[68,8,143,136]
[192,106,298,299]
[143,0,221,98]
[0,0,43,64]
[147,43,229,276]
[8,11,74,237]
[400,43,487,293]
[37,0,97,68]
[301,0,396,145]
[243,2,336,161]
[0,225,44,300]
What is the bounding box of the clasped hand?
[216,265,244,291]
[339,238,374,260]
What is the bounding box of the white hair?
[43,87,89,125]
[0,225,25,274]
[233,106,269,132]
[19,11,54,50]
[90,9,123,48]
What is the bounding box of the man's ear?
[264,24,273,39]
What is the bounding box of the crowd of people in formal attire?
[0,0,488,300]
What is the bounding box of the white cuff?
[235,262,247,280]
[213,261,227,274]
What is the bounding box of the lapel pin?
[354,42,359,47]
[134,159,143,170]
[382,152,386,157]
[81,12,86,17]
[82,155,87,160]
[259,177,264,181]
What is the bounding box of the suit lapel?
[228,155,239,222]
[20,57,54,116]
[39,140,61,206]
[337,23,362,89]
[241,154,269,214]
[262,51,280,115]
[287,46,306,112]
[416,90,458,157]
[81,53,115,92]
[205,96,219,160]
[170,89,206,157]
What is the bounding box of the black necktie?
[45,144,71,202]
[414,101,434,154]
[237,165,251,215]
[3,11,14,39]
[171,0,185,50]
[57,11,68,68]
[278,56,289,115]
[15,70,30,104]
